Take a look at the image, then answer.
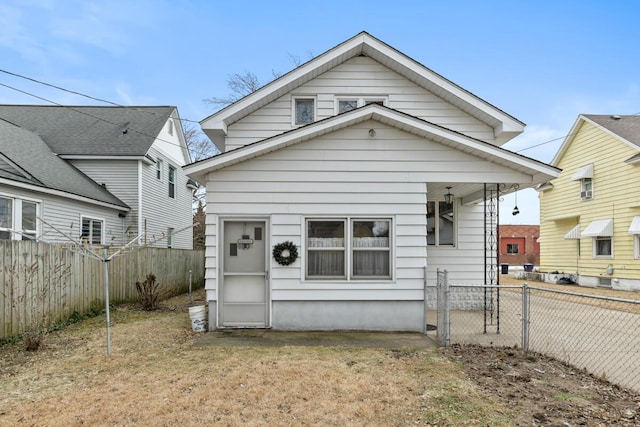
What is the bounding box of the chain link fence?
[428,275,640,393]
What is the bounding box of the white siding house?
[0,106,194,249]
[185,32,559,331]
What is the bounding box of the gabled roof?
[201,31,525,147]
[187,104,557,186]
[551,114,640,165]
[0,105,176,157]
[0,119,129,209]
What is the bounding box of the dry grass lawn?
[2,279,638,426]
[0,289,516,427]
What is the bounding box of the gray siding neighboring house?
[0,105,194,249]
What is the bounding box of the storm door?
[221,221,268,327]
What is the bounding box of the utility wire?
[0,81,214,160]
[1,68,638,158]
[0,68,201,123]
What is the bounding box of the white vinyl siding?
[203,121,525,299]
[70,159,139,242]
[224,56,494,151]
[140,145,193,249]
[0,186,125,245]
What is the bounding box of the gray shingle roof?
[0,105,175,156]
[583,114,640,147]
[0,119,128,208]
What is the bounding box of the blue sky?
[1,0,639,223]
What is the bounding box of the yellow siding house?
[539,114,640,291]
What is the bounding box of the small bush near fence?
[0,241,205,341]
[429,282,640,393]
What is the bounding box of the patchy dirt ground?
[443,343,640,426]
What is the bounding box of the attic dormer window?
[293,97,315,125]
[335,97,388,114]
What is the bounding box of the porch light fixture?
[512,184,520,216]
[444,187,454,204]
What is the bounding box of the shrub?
[135,273,160,311]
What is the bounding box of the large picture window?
[306,218,391,280]
[426,201,455,246]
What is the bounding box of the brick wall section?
[499,224,540,266]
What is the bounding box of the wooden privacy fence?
[0,241,205,340]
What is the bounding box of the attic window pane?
[295,99,314,125]
[338,100,358,113]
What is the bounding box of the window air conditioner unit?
[580,190,592,199]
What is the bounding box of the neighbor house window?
[168,166,176,198]
[506,243,519,254]
[594,236,612,257]
[581,178,593,200]
[81,217,103,245]
[293,97,315,125]
[0,196,13,240]
[0,195,39,241]
[426,201,455,246]
[167,227,174,248]
[306,218,392,280]
[336,97,387,114]
[156,159,163,180]
[21,201,37,241]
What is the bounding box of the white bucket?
[188,305,207,332]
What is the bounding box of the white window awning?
[628,216,640,234]
[571,164,593,181]
[564,224,581,240]
[581,219,613,237]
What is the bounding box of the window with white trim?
[167,119,174,136]
[506,243,519,254]
[426,201,455,246]
[336,97,387,114]
[168,166,176,198]
[594,236,612,257]
[0,196,13,240]
[81,216,103,245]
[581,178,593,200]
[156,159,163,180]
[167,227,174,248]
[293,97,315,125]
[306,218,391,280]
[0,195,39,241]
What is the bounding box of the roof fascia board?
[551,115,584,165]
[361,37,524,133]
[201,32,523,139]
[60,155,155,165]
[552,115,640,165]
[200,34,367,132]
[187,105,558,182]
[583,116,640,152]
[0,178,130,211]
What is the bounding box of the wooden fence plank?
[0,242,204,340]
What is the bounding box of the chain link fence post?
[521,283,529,351]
